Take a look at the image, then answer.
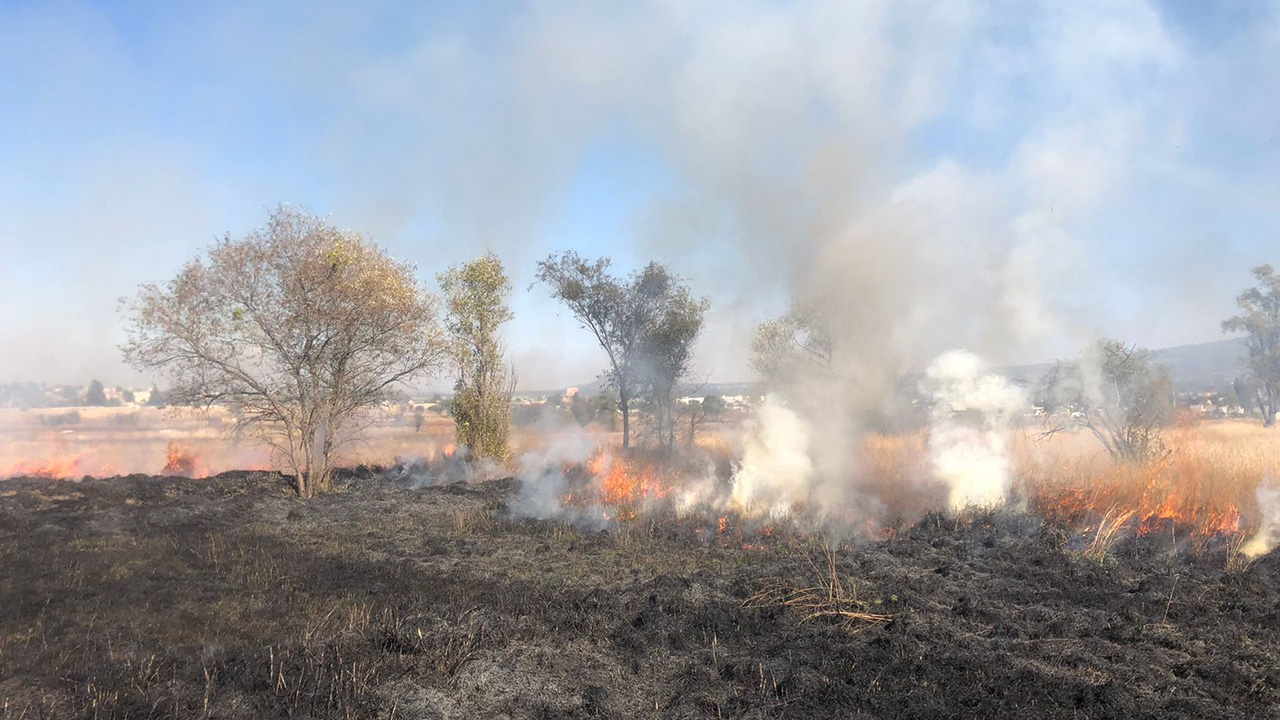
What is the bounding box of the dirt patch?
[0,472,1277,718]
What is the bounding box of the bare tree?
[1039,340,1175,463]
[535,252,704,450]
[438,252,515,462]
[1223,264,1280,427]
[122,206,447,497]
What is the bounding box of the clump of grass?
[745,542,891,631]
[1225,532,1254,573]
[1082,507,1135,564]
[374,608,484,681]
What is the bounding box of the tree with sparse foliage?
[535,252,704,450]
[1039,340,1175,463]
[749,300,835,385]
[1223,264,1280,427]
[683,393,726,446]
[438,252,515,462]
[639,288,709,450]
[122,206,447,497]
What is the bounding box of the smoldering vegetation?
[1,470,1278,719]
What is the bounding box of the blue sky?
[1,0,1277,390]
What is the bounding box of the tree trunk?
[620,385,630,451]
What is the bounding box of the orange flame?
[161,443,205,478]
[598,454,668,505]
[1035,450,1247,539]
[0,455,100,479]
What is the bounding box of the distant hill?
[1001,337,1249,392]
[521,377,757,400]
[541,337,1253,399]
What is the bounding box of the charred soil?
[1,471,1277,719]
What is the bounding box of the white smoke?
[923,350,1027,511]
[729,395,816,517]
[394,447,506,488]
[506,421,608,527]
[1243,481,1280,559]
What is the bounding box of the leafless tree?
[122,206,447,497]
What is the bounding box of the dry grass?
[1082,507,1137,564]
[1019,420,1279,537]
[745,542,892,631]
[5,404,1278,553]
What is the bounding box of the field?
[1,469,1278,719]
[1,413,1279,718]
[0,407,458,480]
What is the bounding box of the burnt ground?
[0,471,1277,719]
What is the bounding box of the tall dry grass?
[1016,419,1280,535]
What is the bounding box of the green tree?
[438,252,515,462]
[146,385,167,408]
[122,206,447,497]
[683,393,726,446]
[1234,377,1257,416]
[639,288,709,449]
[1223,264,1280,427]
[1039,340,1175,463]
[536,252,703,450]
[749,300,835,385]
[85,379,107,406]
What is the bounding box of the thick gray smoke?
[479,2,1172,523]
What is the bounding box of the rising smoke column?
[923,350,1028,511]
[730,395,816,517]
[1243,481,1280,558]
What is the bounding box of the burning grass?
[6,405,1277,563]
[503,420,1276,565]
[1021,420,1280,546]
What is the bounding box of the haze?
[1,1,1276,390]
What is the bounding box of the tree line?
[122,206,709,496]
[123,206,1280,495]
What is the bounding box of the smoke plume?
[1243,481,1280,559]
[730,395,815,517]
[923,350,1028,511]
